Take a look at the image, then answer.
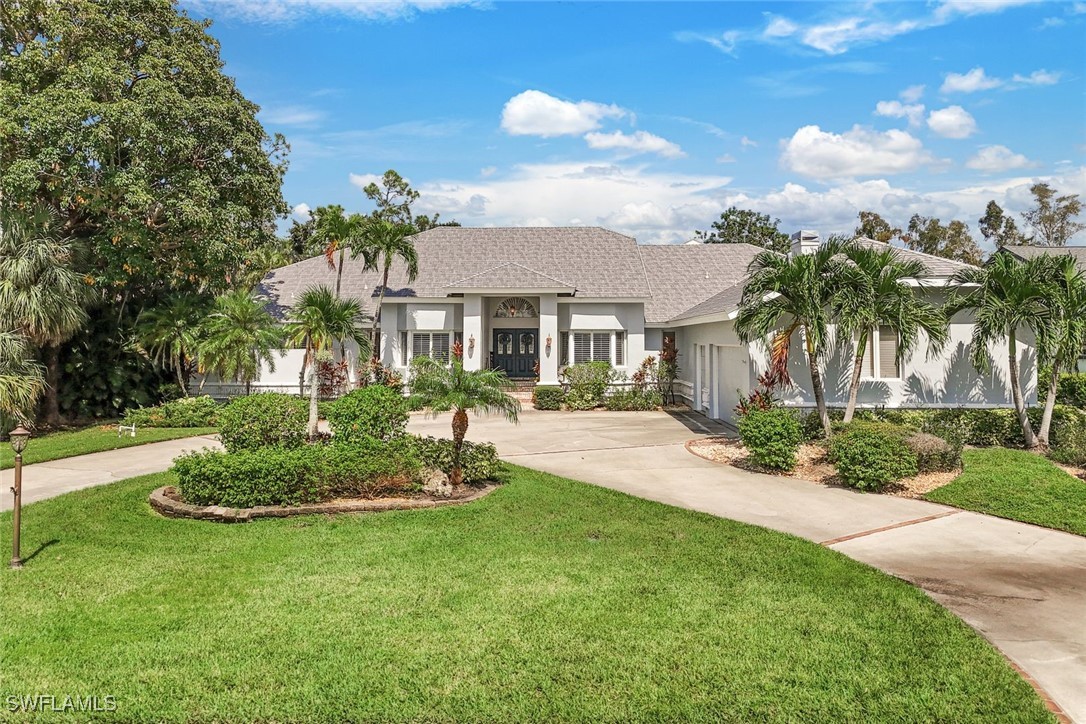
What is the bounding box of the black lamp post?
[9,425,30,569]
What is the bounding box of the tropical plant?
[284,285,371,438]
[0,329,45,428]
[1031,255,1086,446]
[198,289,283,395]
[947,253,1052,448]
[0,206,90,425]
[361,219,419,346]
[311,205,367,299]
[135,294,210,396]
[835,244,949,423]
[408,356,519,485]
[735,237,857,438]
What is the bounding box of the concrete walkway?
[0,433,222,512]
[409,410,1086,723]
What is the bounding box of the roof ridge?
[854,236,975,270]
[445,261,575,288]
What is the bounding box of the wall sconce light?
[468,334,476,353]
[545,334,553,354]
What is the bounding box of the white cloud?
[875,100,925,127]
[740,136,758,148]
[290,203,312,222]
[966,145,1034,173]
[185,0,480,22]
[926,105,977,138]
[799,17,925,55]
[1011,69,1061,86]
[480,166,497,177]
[941,67,1002,93]
[259,104,325,126]
[763,15,798,37]
[1039,16,1066,27]
[780,125,938,179]
[500,90,627,138]
[716,154,737,164]
[347,172,388,192]
[900,84,926,103]
[583,130,685,158]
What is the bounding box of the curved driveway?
[409,409,1086,723]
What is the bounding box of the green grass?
[0,466,1050,722]
[926,447,1086,537]
[0,426,217,470]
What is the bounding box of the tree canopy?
[854,211,901,243]
[696,207,791,253]
[900,215,983,266]
[361,169,457,231]
[1021,183,1085,246]
[978,201,1026,247]
[0,0,288,300]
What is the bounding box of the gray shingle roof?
[854,237,977,275]
[258,254,381,322]
[671,283,746,321]
[445,262,574,290]
[998,245,1086,270]
[637,243,764,325]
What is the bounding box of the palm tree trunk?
[842,330,869,424]
[1007,328,1037,448]
[43,344,62,427]
[450,408,468,485]
[307,349,320,439]
[335,247,346,299]
[371,263,389,360]
[1038,351,1062,446]
[805,331,832,438]
[299,337,309,397]
[176,357,188,397]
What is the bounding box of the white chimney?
[790,230,821,256]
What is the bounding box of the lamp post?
[8,425,30,569]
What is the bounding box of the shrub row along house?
[249,226,1035,424]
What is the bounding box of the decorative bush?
[413,435,501,484]
[604,388,662,411]
[122,395,220,428]
[799,408,845,441]
[829,422,918,491]
[906,431,962,473]
[216,393,308,453]
[1057,373,1086,409]
[533,385,565,411]
[738,407,803,471]
[562,361,616,410]
[328,386,409,443]
[173,438,420,507]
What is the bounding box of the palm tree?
[835,244,949,423]
[948,253,1051,449]
[409,356,520,485]
[735,238,857,438]
[311,205,367,299]
[1032,254,1086,446]
[199,290,284,395]
[135,294,209,396]
[0,329,45,428]
[361,219,419,352]
[284,285,372,438]
[0,207,90,425]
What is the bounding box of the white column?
[538,294,560,385]
[463,294,484,371]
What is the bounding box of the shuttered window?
[411,332,452,363]
[400,331,408,366]
[412,333,429,360]
[560,332,570,366]
[592,333,611,363]
[614,332,626,366]
[878,325,900,378]
[573,332,592,364]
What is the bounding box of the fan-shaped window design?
[494,297,537,318]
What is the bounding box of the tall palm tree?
[1032,254,1086,446]
[361,219,419,353]
[0,207,90,425]
[835,244,949,423]
[409,356,520,485]
[948,253,1051,449]
[199,290,284,395]
[135,294,209,396]
[311,205,367,299]
[735,238,857,438]
[0,329,45,428]
[284,285,372,438]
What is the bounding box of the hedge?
[412,436,502,484]
[829,422,918,491]
[604,389,662,411]
[738,408,802,471]
[328,386,409,443]
[122,395,220,428]
[216,393,308,453]
[533,385,565,411]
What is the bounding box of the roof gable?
[445,262,575,290]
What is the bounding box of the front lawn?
[0,426,217,470]
[926,447,1086,536]
[0,467,1051,722]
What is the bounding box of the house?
[251,226,1037,424]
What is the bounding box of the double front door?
[493,329,538,378]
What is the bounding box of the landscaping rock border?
[149,484,498,523]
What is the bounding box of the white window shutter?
[614,332,625,366]
[592,332,611,363]
[878,326,899,378]
[573,333,591,364]
[412,333,430,359]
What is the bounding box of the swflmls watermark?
[7,695,117,713]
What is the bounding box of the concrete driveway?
[409,409,1086,723]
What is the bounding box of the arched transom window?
[494,297,537,318]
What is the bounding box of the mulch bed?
[686,437,959,498]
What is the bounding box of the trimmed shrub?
[328,386,409,443]
[562,361,617,410]
[906,431,962,473]
[604,389,662,411]
[1057,373,1086,409]
[413,435,501,484]
[533,385,566,411]
[173,438,421,507]
[799,408,845,441]
[122,395,220,428]
[829,422,918,491]
[216,393,308,453]
[738,407,803,471]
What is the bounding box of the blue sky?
[184,0,1086,245]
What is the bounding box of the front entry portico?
[492,328,539,378]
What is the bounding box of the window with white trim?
[569,331,625,366]
[615,331,626,367]
[861,326,900,379]
[400,331,408,366]
[411,332,452,363]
